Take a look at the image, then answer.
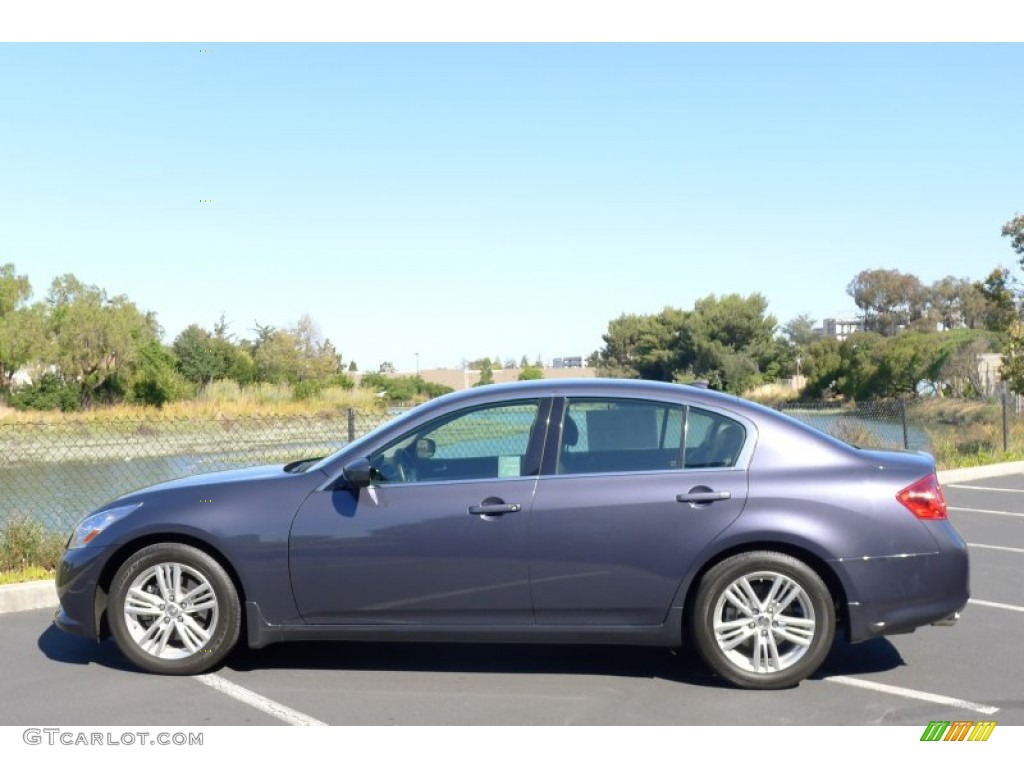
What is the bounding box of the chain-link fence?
[779,393,1024,466]
[6,395,1024,536]
[0,410,392,533]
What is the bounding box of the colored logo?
[920,721,996,741]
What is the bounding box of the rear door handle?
[468,503,522,516]
[676,490,731,504]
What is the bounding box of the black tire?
[691,551,835,690]
[108,543,241,675]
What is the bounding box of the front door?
[289,398,548,625]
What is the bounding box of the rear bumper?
[838,546,969,643]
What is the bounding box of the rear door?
[528,397,750,626]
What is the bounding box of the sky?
[2,28,1023,373]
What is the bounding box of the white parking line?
[969,543,1024,554]
[194,673,328,726]
[947,484,1024,492]
[969,598,1024,614]
[826,676,999,715]
[948,506,1024,518]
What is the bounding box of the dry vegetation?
[0,381,385,423]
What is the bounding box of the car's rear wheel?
[108,543,241,675]
[692,551,835,689]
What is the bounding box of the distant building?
[977,353,1002,398]
[819,316,864,342]
[552,356,585,369]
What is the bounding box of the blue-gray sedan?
[54,379,968,689]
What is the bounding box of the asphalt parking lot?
[2,474,1021,727]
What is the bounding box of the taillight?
[896,474,948,520]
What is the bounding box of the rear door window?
[556,398,684,475]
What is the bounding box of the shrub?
[293,379,322,400]
[0,516,66,572]
[360,373,452,402]
[518,365,544,381]
[8,373,81,412]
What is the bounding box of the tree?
[225,347,256,385]
[126,340,193,407]
[1001,321,1024,396]
[1,303,48,389]
[834,332,885,400]
[930,276,988,331]
[979,267,1018,332]
[348,360,358,372]
[252,316,342,384]
[0,264,44,387]
[173,324,233,384]
[44,274,159,407]
[937,331,999,397]
[802,330,987,401]
[802,338,843,397]
[594,295,783,394]
[846,268,925,336]
[782,314,818,349]
[596,309,686,380]
[1002,212,1024,262]
[875,332,944,398]
[0,263,31,317]
[254,330,304,383]
[475,358,494,386]
[291,314,343,380]
[679,294,778,392]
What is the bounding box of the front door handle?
[676,489,731,504]
[468,501,522,516]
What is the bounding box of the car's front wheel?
[108,543,241,675]
[692,551,835,689]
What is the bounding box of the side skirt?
[246,601,684,649]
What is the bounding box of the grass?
[743,382,801,404]
[0,565,54,586]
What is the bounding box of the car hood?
[126,463,303,496]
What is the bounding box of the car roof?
[426,377,757,414]
[432,376,729,405]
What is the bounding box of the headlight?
[68,503,143,549]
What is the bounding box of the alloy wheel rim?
[123,562,219,660]
[712,570,817,675]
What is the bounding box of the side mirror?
[341,458,373,488]
[414,437,436,460]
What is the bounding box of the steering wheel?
[393,447,415,483]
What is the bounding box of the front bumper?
[53,545,112,640]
